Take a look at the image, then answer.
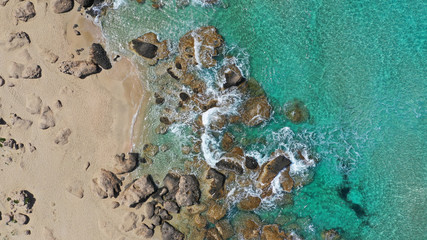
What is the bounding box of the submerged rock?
[280,168,294,192]
[284,99,310,124]
[143,143,159,157]
[178,26,223,68]
[241,96,272,127]
[59,60,99,78]
[91,169,122,198]
[221,132,234,152]
[261,224,289,240]
[89,43,112,70]
[161,222,184,240]
[175,175,200,207]
[321,229,341,240]
[205,228,222,240]
[129,32,169,65]
[121,175,156,207]
[14,1,36,22]
[238,196,261,211]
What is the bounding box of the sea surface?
[99,0,426,239]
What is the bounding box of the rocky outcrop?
[175,175,200,207]
[7,32,30,50]
[91,169,122,198]
[206,168,225,199]
[52,0,74,14]
[220,63,245,89]
[284,99,309,124]
[112,153,138,174]
[59,60,99,78]
[121,175,156,207]
[14,1,36,22]
[161,222,184,240]
[241,96,272,127]
[178,26,223,68]
[129,32,169,65]
[89,43,111,70]
[258,155,291,187]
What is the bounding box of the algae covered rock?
[284,99,310,124]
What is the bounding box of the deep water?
[100,0,427,239]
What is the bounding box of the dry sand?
[0,1,152,239]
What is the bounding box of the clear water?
[100,0,427,239]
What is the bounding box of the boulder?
[52,0,74,14]
[163,173,180,201]
[59,60,99,78]
[245,156,259,170]
[89,43,112,70]
[178,26,223,68]
[159,209,172,221]
[206,202,227,222]
[135,223,154,238]
[206,168,225,199]
[260,224,289,240]
[112,153,138,174]
[194,214,207,229]
[145,201,156,218]
[284,99,309,124]
[75,0,93,7]
[163,201,179,214]
[241,96,272,127]
[258,155,291,186]
[7,32,30,51]
[161,222,184,240]
[121,175,156,207]
[175,175,200,207]
[215,159,243,175]
[238,196,261,211]
[22,64,42,79]
[220,63,245,89]
[91,169,122,198]
[25,94,42,114]
[54,128,72,145]
[39,106,55,129]
[129,32,169,65]
[14,1,36,22]
[234,213,261,240]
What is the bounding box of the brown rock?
[143,143,159,157]
[215,159,243,175]
[258,155,291,186]
[184,204,207,215]
[216,219,234,239]
[238,196,261,211]
[194,213,207,229]
[52,0,74,14]
[206,228,223,240]
[234,214,261,240]
[241,96,272,127]
[280,168,293,192]
[321,229,341,240]
[59,60,99,78]
[14,1,36,22]
[220,63,245,89]
[206,168,225,199]
[129,32,169,65]
[221,132,234,151]
[112,153,138,174]
[175,175,200,207]
[121,175,156,207]
[91,169,122,198]
[261,224,288,240]
[284,99,309,124]
[206,202,226,222]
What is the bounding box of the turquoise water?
[100,0,426,239]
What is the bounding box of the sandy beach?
[0,1,147,238]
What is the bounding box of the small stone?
[181,145,191,155]
[59,60,99,78]
[159,209,172,221]
[152,215,162,226]
[111,201,120,209]
[143,143,159,157]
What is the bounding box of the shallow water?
[100,0,426,239]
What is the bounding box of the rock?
[215,159,243,175]
[206,228,223,240]
[220,63,245,89]
[258,155,291,186]
[245,156,259,170]
[39,106,55,129]
[10,113,33,129]
[181,145,191,155]
[129,32,169,65]
[110,201,120,209]
[321,229,341,240]
[113,153,138,174]
[8,190,35,214]
[156,123,168,134]
[238,196,261,211]
[164,201,179,214]
[8,62,25,78]
[206,202,226,222]
[184,204,207,215]
[91,169,122,198]
[0,117,6,124]
[89,43,112,70]
[241,96,272,127]
[233,213,261,240]
[52,0,74,14]
[284,99,309,124]
[159,209,172,221]
[178,26,223,68]
[22,64,41,79]
[121,175,156,207]
[26,94,42,114]
[161,222,184,240]
[216,219,234,239]
[14,1,36,22]
[154,93,165,105]
[280,168,294,192]
[0,76,4,87]
[261,224,288,240]
[135,223,154,238]
[152,215,162,226]
[179,92,190,101]
[40,48,59,63]
[193,214,206,229]
[143,143,159,157]
[54,128,71,145]
[59,60,99,78]
[66,184,84,198]
[75,0,93,8]
[163,173,180,201]
[120,212,138,232]
[15,213,29,225]
[206,168,225,199]
[221,132,234,151]
[7,32,30,50]
[145,201,156,219]
[175,175,200,207]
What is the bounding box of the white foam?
[113,0,126,9]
